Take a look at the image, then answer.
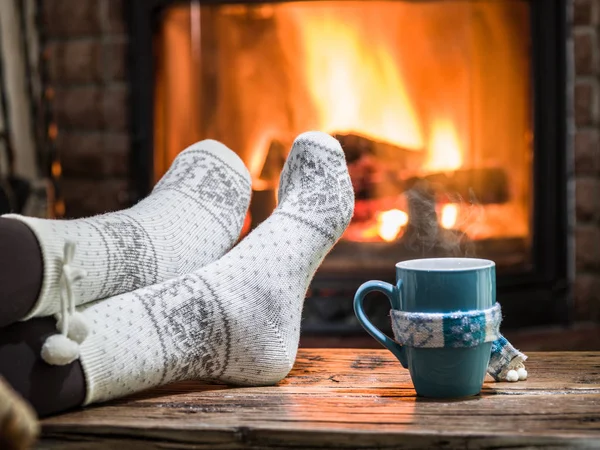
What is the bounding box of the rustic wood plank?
[39,350,600,449]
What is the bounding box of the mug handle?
[353,280,408,368]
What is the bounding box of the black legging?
[0,218,86,416]
[0,217,43,327]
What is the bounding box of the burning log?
[258,140,288,187]
[335,133,509,205]
[397,169,507,255]
[248,140,289,231]
[405,167,509,205]
[335,132,425,167]
[334,133,425,200]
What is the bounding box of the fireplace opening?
[129,1,568,332]
[154,1,532,271]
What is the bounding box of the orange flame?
[289,4,468,243]
[377,209,408,242]
[294,6,423,149]
[425,119,463,172]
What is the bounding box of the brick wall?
[42,0,130,217]
[572,0,600,321]
[41,1,600,321]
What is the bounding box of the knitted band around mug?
[389,303,528,382]
[390,302,502,349]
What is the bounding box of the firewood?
[258,140,288,186]
[334,133,425,170]
[335,133,424,201]
[335,133,508,205]
[405,167,510,205]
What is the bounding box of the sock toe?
[278,131,354,236]
[293,131,344,153]
[180,139,251,183]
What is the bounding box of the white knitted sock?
[4,139,251,320]
[75,131,354,405]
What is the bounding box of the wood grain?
[39,350,600,449]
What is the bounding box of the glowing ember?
[440,204,459,229]
[377,209,409,242]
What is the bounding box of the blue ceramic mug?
[354,258,496,398]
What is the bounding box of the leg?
[0,218,43,328]
[75,132,354,405]
[0,318,86,417]
[4,140,251,323]
[0,218,83,416]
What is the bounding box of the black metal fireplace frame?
[127,0,569,331]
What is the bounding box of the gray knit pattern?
[4,140,251,319]
[78,131,355,404]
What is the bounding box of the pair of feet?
[2,131,354,407]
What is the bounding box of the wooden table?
[40,349,600,449]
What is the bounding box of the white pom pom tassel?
[41,241,89,366]
[505,369,519,382]
[41,334,80,366]
[517,367,528,381]
[57,311,90,344]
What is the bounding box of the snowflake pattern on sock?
[277,137,354,241]
[92,217,159,298]
[140,273,231,384]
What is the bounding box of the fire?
[292,5,423,149]
[290,5,466,243]
[377,209,408,242]
[154,2,533,246]
[440,204,459,229]
[290,5,470,244]
[425,119,463,172]
[291,4,468,175]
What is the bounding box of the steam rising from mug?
[402,185,484,258]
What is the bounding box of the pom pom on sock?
[41,241,87,366]
[505,369,519,382]
[41,334,80,366]
[517,367,528,381]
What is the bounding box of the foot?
[76,131,354,405]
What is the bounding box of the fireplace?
[128,0,568,333]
